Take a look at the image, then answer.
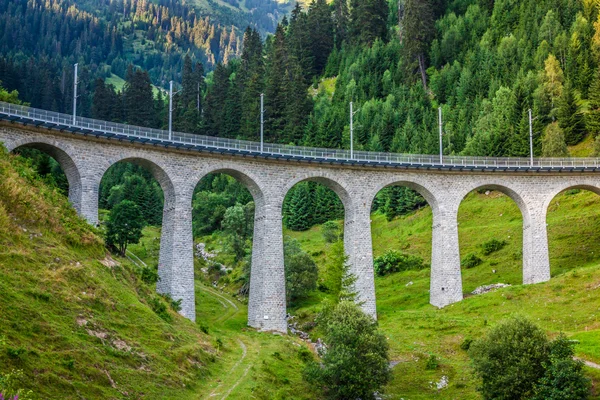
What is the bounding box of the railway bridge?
[2,101,600,333]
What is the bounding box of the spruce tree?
[333,0,350,46]
[307,0,335,75]
[123,65,155,128]
[239,28,264,141]
[403,0,434,89]
[349,0,389,45]
[557,82,585,145]
[587,67,600,137]
[285,183,313,231]
[265,24,289,143]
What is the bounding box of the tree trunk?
[398,0,405,43]
[418,53,427,91]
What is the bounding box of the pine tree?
[542,122,569,157]
[123,65,155,128]
[402,0,434,89]
[557,82,585,145]
[204,63,230,136]
[285,183,313,231]
[265,24,289,143]
[239,28,264,141]
[288,4,315,81]
[349,0,389,45]
[333,0,350,46]
[587,67,600,137]
[308,0,335,74]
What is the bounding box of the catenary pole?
[72,63,78,125]
[260,93,264,153]
[439,106,443,164]
[350,101,354,159]
[529,109,534,167]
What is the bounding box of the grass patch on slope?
[0,149,217,399]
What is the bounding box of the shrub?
[285,238,318,303]
[469,316,550,399]
[532,335,591,400]
[0,369,33,400]
[426,354,439,370]
[149,296,171,322]
[304,301,390,399]
[462,253,483,268]
[481,239,507,255]
[322,221,341,243]
[140,266,158,285]
[460,338,473,351]
[374,250,427,276]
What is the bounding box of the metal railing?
[1,101,600,169]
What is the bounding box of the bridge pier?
[250,201,287,333]
[523,210,551,285]
[157,194,196,321]
[345,199,377,319]
[430,201,463,308]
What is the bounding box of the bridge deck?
[1,101,599,173]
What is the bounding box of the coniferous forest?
[3,0,600,231]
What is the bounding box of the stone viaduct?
[1,105,600,333]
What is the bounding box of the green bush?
[426,354,439,370]
[481,239,507,255]
[461,253,483,268]
[532,335,591,400]
[304,301,390,399]
[374,250,427,276]
[140,266,158,285]
[322,221,342,243]
[148,296,171,322]
[469,316,549,399]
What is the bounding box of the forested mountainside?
[0,0,291,114]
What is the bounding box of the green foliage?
[140,266,158,285]
[533,336,591,400]
[542,123,569,157]
[105,200,145,256]
[425,354,439,370]
[304,301,390,400]
[462,253,483,268]
[557,82,586,145]
[284,238,319,304]
[148,296,171,323]
[222,202,254,261]
[0,369,33,400]
[374,250,427,276]
[481,239,507,256]
[0,82,24,105]
[469,316,550,400]
[322,221,341,243]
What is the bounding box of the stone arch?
[456,182,537,286]
[100,155,177,210]
[194,166,267,209]
[542,182,600,213]
[543,181,600,277]
[366,178,441,217]
[281,172,353,220]
[8,138,83,214]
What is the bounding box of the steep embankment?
[0,149,217,399]
[286,189,600,399]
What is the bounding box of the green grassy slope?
[0,149,317,399]
[287,189,600,398]
[0,150,221,399]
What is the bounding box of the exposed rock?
[471,283,510,295]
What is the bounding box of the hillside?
[0,148,317,399]
[193,188,600,398]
